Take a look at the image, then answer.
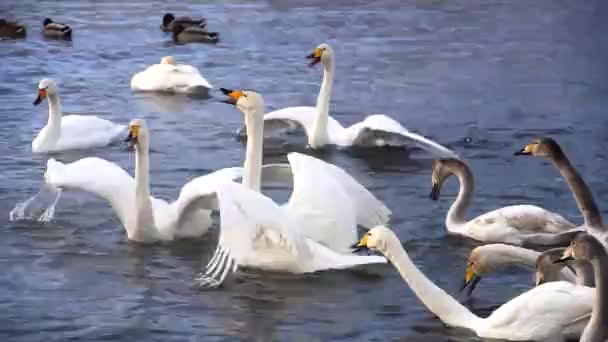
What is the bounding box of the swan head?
[125,118,148,150]
[557,232,603,264]
[514,137,565,160]
[160,56,176,65]
[33,78,58,106]
[534,247,571,286]
[430,158,464,200]
[306,43,334,68]
[461,246,503,296]
[353,225,397,254]
[162,13,176,27]
[219,88,264,119]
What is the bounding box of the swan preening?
[130,56,212,94]
[355,226,595,341]
[32,78,127,153]
[253,43,457,158]
[430,158,575,245]
[197,88,389,287]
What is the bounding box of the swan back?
[160,56,176,65]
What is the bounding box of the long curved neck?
[242,105,264,193]
[310,59,333,147]
[132,136,155,238]
[446,165,474,230]
[45,92,62,142]
[380,232,483,330]
[573,260,595,287]
[584,251,608,341]
[551,152,603,229]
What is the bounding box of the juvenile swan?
[354,226,594,341]
[557,232,608,342]
[430,158,575,244]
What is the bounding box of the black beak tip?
[219,88,232,95]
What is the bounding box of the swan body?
[43,119,240,243]
[198,89,389,286]
[356,226,594,341]
[257,43,457,158]
[431,158,575,244]
[42,18,72,39]
[130,56,212,94]
[32,78,126,153]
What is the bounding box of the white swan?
[197,89,389,286]
[130,56,212,94]
[32,78,126,153]
[430,158,576,245]
[43,118,241,243]
[256,43,457,158]
[355,226,594,341]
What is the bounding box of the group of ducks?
[0,13,219,44]
[9,37,608,341]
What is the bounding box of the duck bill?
[429,183,440,201]
[33,89,47,105]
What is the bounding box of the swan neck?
[446,165,473,229]
[552,155,603,229]
[46,93,62,137]
[574,260,595,287]
[311,60,334,146]
[380,233,481,330]
[586,252,608,340]
[243,107,264,192]
[134,138,152,210]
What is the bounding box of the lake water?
[1,0,608,341]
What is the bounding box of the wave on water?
[9,184,63,222]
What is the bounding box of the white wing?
[481,281,592,341]
[262,106,344,139]
[286,152,390,234]
[130,63,212,93]
[341,114,458,158]
[198,181,386,287]
[44,157,135,226]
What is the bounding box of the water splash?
[9,185,63,222]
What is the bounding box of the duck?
[172,23,219,44]
[430,158,576,244]
[247,43,457,158]
[354,225,594,341]
[0,19,26,38]
[130,56,212,94]
[160,13,205,32]
[42,18,72,39]
[31,78,126,153]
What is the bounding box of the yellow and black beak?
[554,246,574,264]
[306,48,322,67]
[33,88,47,106]
[514,143,535,156]
[350,234,369,253]
[124,125,140,150]
[430,182,440,201]
[460,264,481,296]
[220,88,244,105]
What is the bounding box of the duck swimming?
[0,19,26,38]
[172,23,219,44]
[42,18,72,39]
[160,13,206,32]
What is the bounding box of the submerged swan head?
[160,56,176,65]
[430,158,466,200]
[33,78,59,106]
[125,118,148,150]
[219,88,264,118]
[514,137,565,159]
[558,232,604,263]
[353,225,396,254]
[306,43,334,68]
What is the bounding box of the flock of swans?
[7,36,608,341]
